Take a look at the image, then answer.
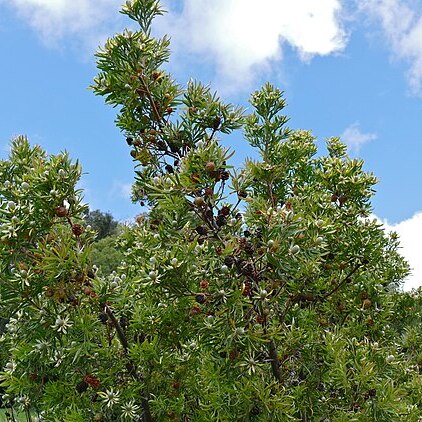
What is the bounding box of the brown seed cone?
[204,187,213,197]
[195,225,208,236]
[199,279,209,289]
[220,170,230,181]
[194,196,206,207]
[205,161,216,173]
[338,195,347,206]
[84,374,101,389]
[212,116,221,130]
[54,206,68,217]
[72,224,84,237]
[195,293,207,304]
[75,380,89,394]
[220,206,230,216]
[190,305,202,315]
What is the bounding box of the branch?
[278,296,294,324]
[104,304,129,352]
[268,340,283,384]
[104,305,153,422]
[321,263,361,302]
[138,73,165,130]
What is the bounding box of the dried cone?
[338,195,347,206]
[229,348,239,361]
[83,287,92,296]
[195,225,208,236]
[220,170,230,181]
[224,256,235,267]
[256,314,266,324]
[204,187,213,197]
[151,70,163,81]
[75,380,89,394]
[216,215,226,227]
[331,194,339,202]
[54,206,68,217]
[172,381,181,390]
[190,304,202,315]
[242,282,252,297]
[212,116,221,130]
[194,196,206,207]
[74,272,85,283]
[205,161,216,173]
[84,374,101,389]
[190,173,201,184]
[195,293,207,304]
[199,279,209,289]
[220,206,230,216]
[29,372,38,381]
[98,313,108,324]
[238,190,247,198]
[72,224,84,237]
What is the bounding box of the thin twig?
[321,263,361,301]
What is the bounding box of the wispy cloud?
[358,0,422,95]
[340,122,377,152]
[1,0,122,50]
[159,0,348,92]
[377,212,422,291]
[110,181,132,201]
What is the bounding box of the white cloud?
[160,0,347,91]
[378,212,422,291]
[1,0,122,49]
[340,122,377,152]
[359,0,422,95]
[110,181,132,200]
[2,0,348,89]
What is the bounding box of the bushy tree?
[83,210,118,241]
[90,235,124,276]
[1,1,421,421]
[84,209,123,276]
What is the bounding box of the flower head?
[52,315,72,333]
[99,387,120,408]
[121,399,140,419]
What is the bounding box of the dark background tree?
[83,209,118,240]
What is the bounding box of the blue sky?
[0,0,421,289]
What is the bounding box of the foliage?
[90,235,124,276]
[84,208,123,277]
[0,1,421,421]
[0,408,29,421]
